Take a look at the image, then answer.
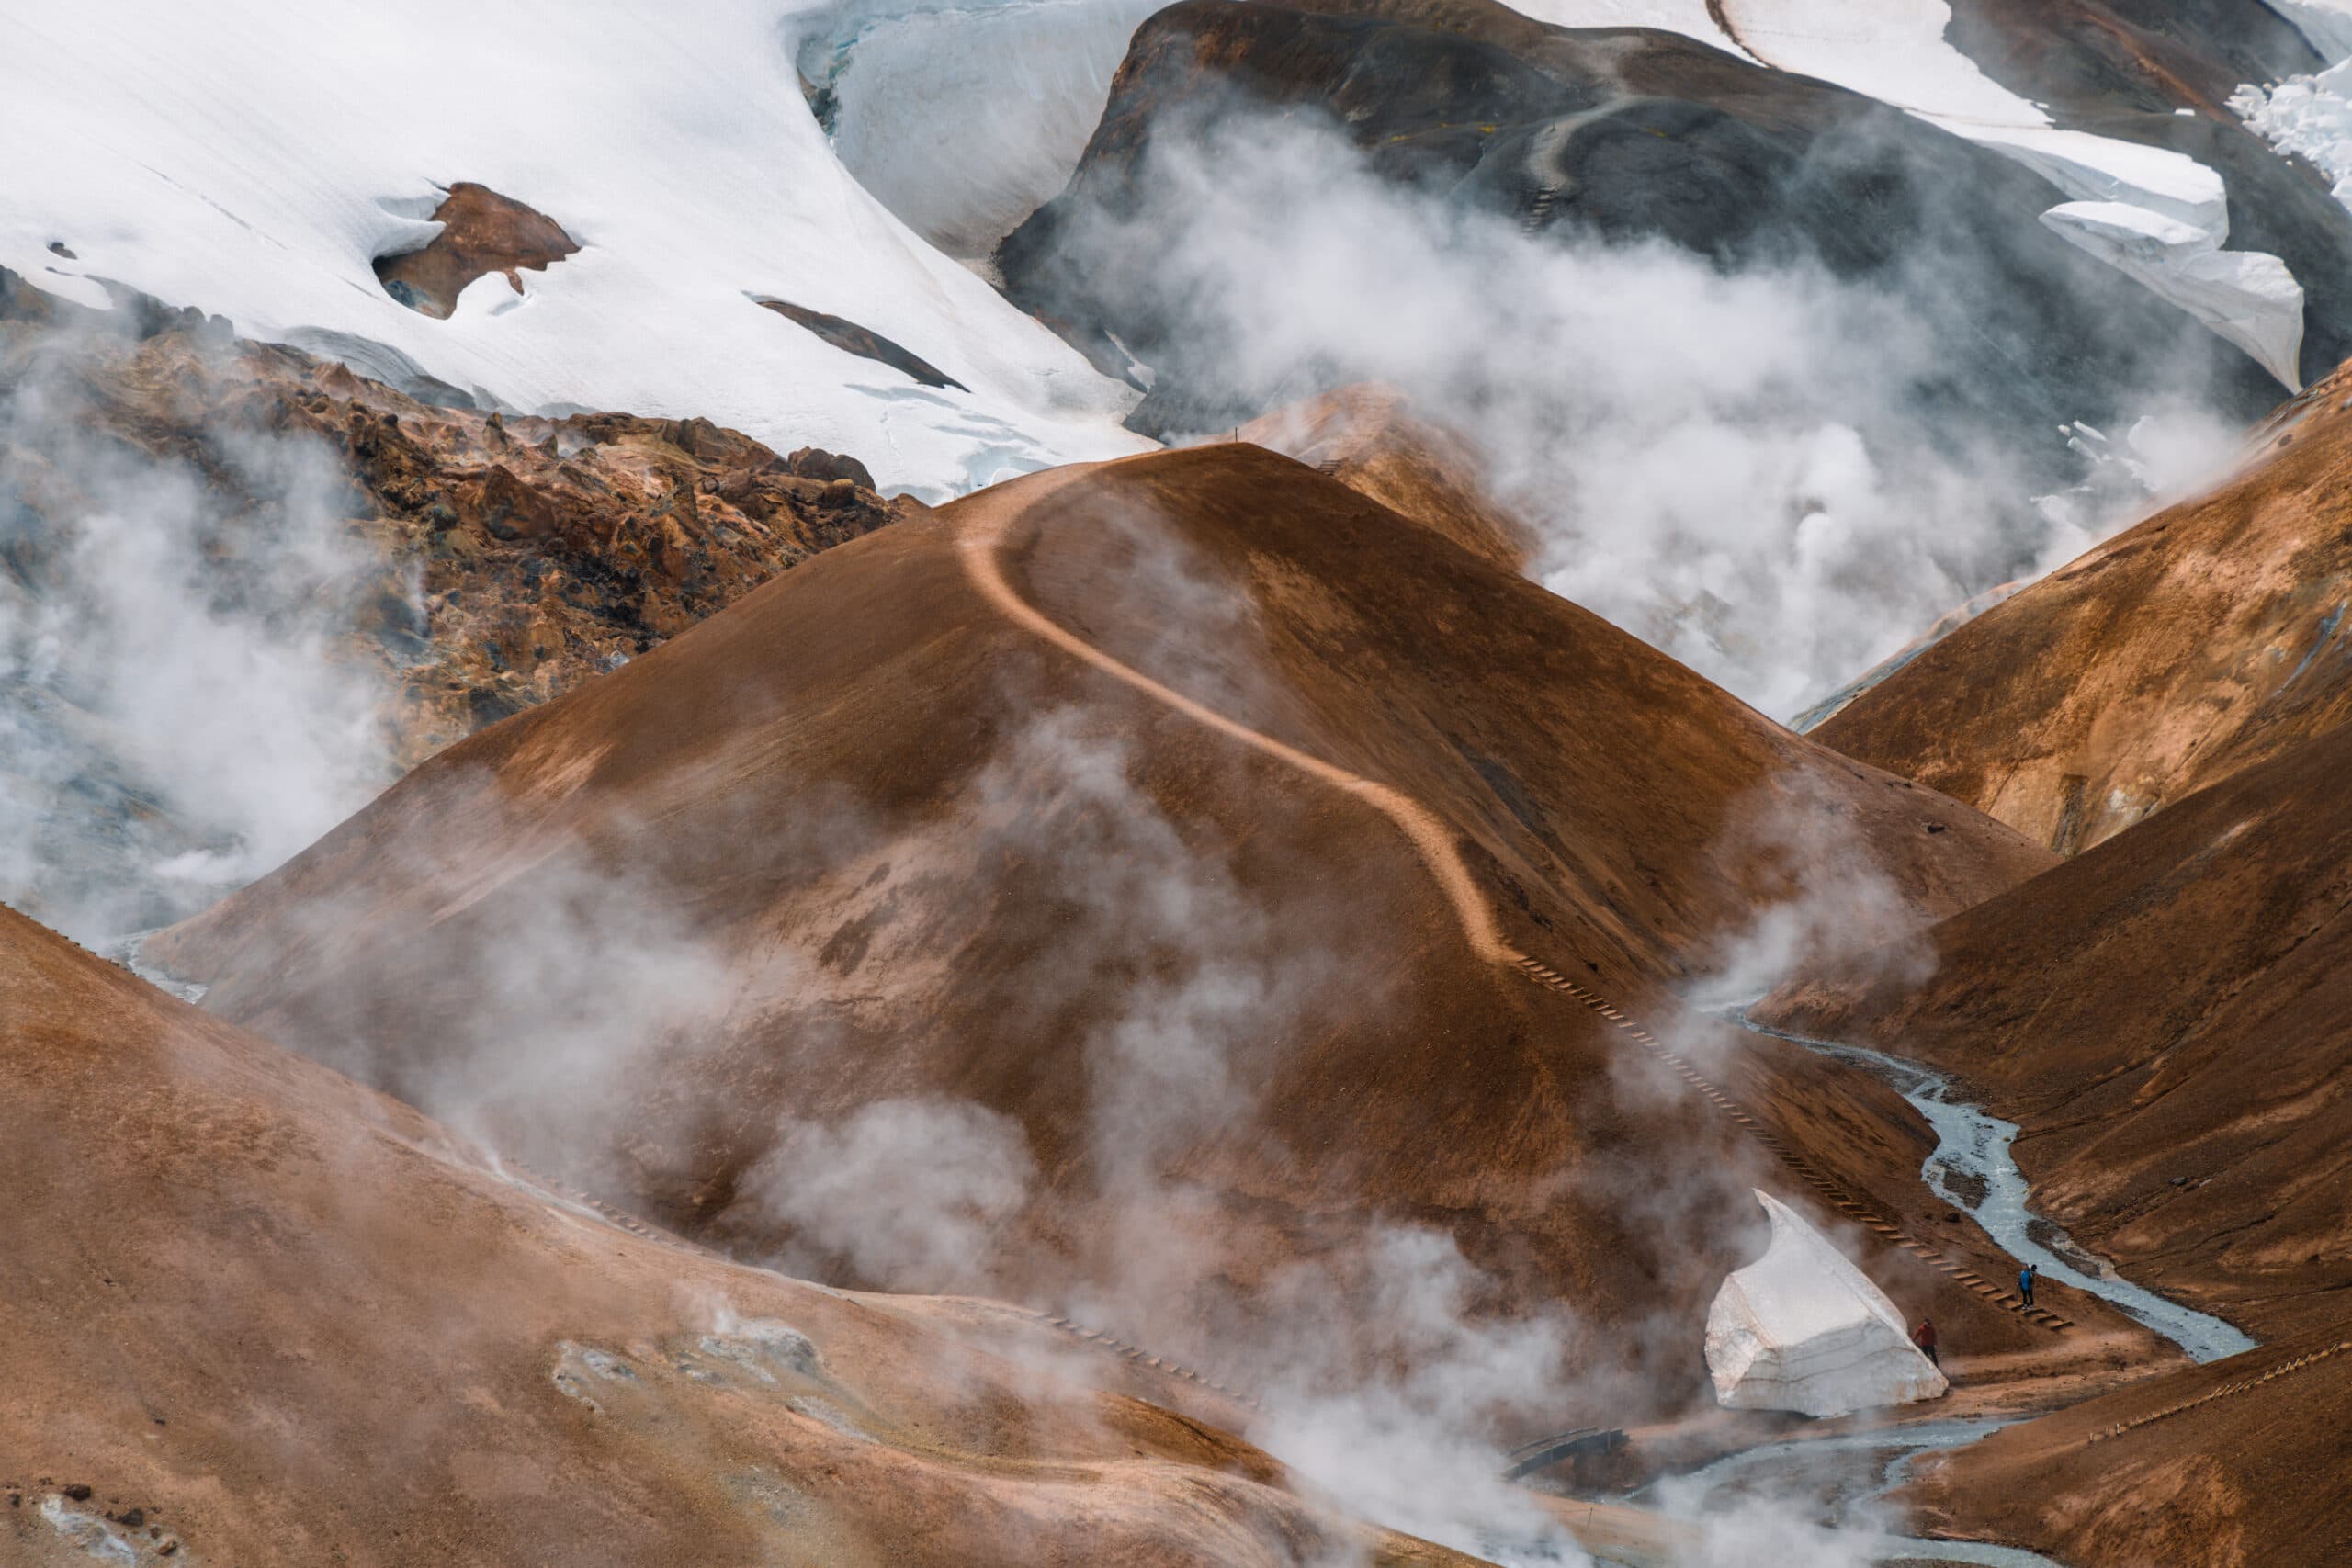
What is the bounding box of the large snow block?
[2041,202,2306,391]
[1704,1190,1948,1418]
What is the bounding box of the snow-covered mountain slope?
[2273,0,2352,61]
[2235,52,2352,222]
[0,0,1152,500]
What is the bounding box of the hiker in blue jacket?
[2018,1263,2038,1307]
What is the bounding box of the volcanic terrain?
[1000,0,2293,446]
[12,1,2352,1562]
[0,265,904,934]
[148,442,2089,1427]
[0,902,1479,1568]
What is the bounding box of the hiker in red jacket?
[1912,1316,1939,1367]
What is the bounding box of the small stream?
[1728,1010,2256,1364]
[1624,1418,2067,1566]
[1559,1007,2265,1566]
[95,928,208,1005]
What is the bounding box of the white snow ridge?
[1705,1190,1949,1419]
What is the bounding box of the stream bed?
[1727,1010,2255,1363]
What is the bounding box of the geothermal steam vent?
[1706,1190,1948,1418]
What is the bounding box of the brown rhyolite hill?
[0,266,908,768]
[1758,712,2352,1343]
[1814,364,2352,852]
[1906,1317,2352,1568]
[150,444,2086,1414]
[0,903,1482,1568]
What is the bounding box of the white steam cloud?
[0,318,399,939]
[737,1095,1038,1292]
[1038,108,2239,718]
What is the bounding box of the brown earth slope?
[1813,366,2352,852]
[0,904,1483,1568]
[1758,714,2352,1343]
[150,444,2077,1409]
[1907,1317,2352,1568]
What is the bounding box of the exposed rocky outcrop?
[753,296,970,389]
[373,182,580,318]
[0,268,906,932]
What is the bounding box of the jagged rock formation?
[1704,1190,1947,1418]
[1812,365,2352,853]
[0,903,1482,1568]
[753,296,971,390]
[147,443,2078,1411]
[0,268,905,933]
[372,182,581,318]
[1908,1318,2352,1568]
[998,0,2286,449]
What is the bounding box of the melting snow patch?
[1705,1190,1948,1419]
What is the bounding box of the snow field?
[0,0,1152,500]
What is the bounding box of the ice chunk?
[2041,203,2305,390]
[800,0,1167,259]
[1962,127,2227,233]
[1704,1190,1948,1419]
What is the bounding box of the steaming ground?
[9,7,2345,1563]
[0,307,399,938]
[1005,101,2244,719]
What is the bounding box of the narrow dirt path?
[951,461,1509,964]
[950,457,2071,1337]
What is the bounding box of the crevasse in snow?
[1705,1190,1949,1419]
[0,0,1152,500]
